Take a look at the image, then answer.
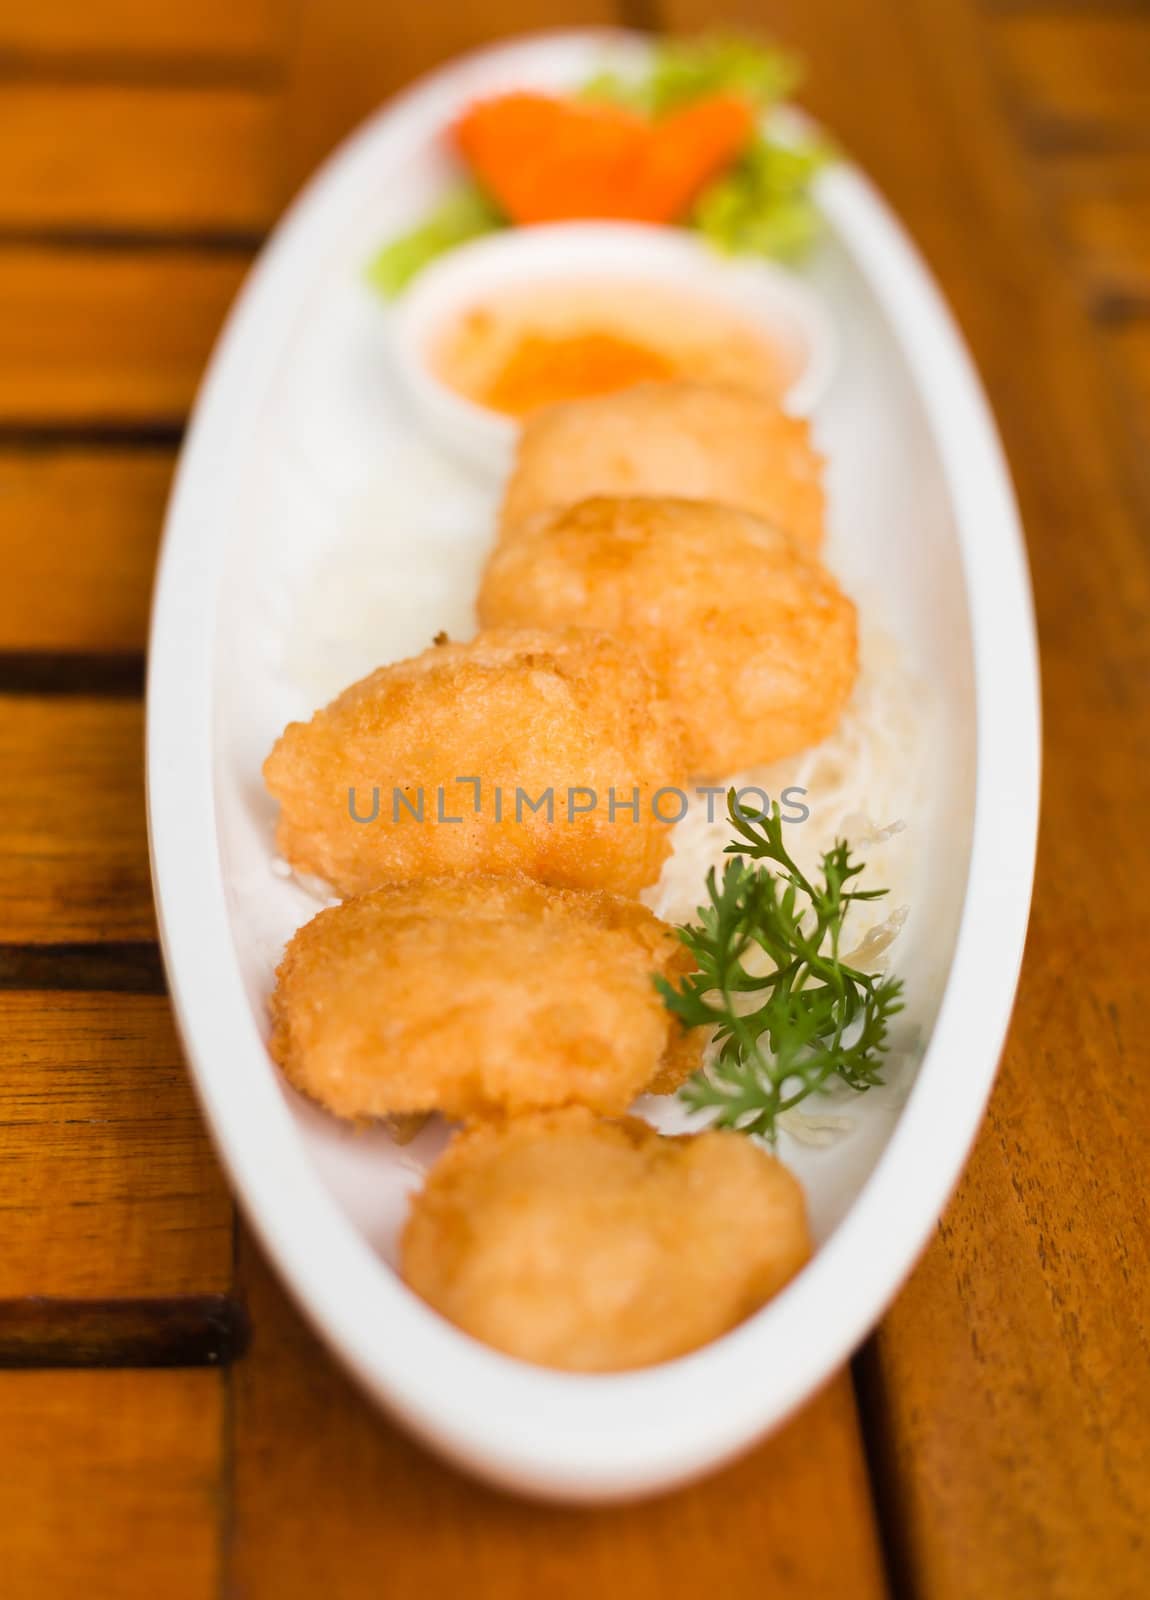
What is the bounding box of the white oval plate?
[147,29,1040,1502]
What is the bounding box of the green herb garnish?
[365,184,504,299]
[658,795,903,1143]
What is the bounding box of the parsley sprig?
[657,794,904,1142]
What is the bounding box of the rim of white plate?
[146,28,1040,1501]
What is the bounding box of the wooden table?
[1,1,1147,1594]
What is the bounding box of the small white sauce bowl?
[385,221,837,477]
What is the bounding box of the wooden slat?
[0,992,231,1299]
[0,248,248,427]
[0,698,154,941]
[860,897,1150,1591]
[0,1369,221,1599]
[230,1234,889,1600]
[660,0,1150,1591]
[992,14,1150,146]
[0,0,277,67]
[0,450,169,650]
[1039,152,1150,307]
[0,86,277,235]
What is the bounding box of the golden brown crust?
[269,874,702,1121]
[401,1109,812,1371]
[263,628,687,898]
[479,497,858,775]
[499,381,825,551]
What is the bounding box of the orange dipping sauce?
[483,330,676,415]
[429,279,799,418]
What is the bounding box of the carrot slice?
[453,91,755,225]
[454,93,646,224]
[639,95,757,222]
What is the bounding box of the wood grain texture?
[0,86,277,234]
[0,0,278,68]
[0,992,231,1296]
[992,13,1150,146]
[660,0,1150,1591]
[1100,318,1150,527]
[1040,152,1150,309]
[0,451,170,649]
[0,1369,221,1600]
[0,248,248,427]
[229,1232,889,1600]
[0,0,1145,1591]
[0,698,154,940]
[1105,313,1150,420]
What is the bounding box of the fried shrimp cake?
[499,381,825,551]
[401,1109,811,1371]
[269,875,701,1121]
[479,497,858,775]
[263,628,685,898]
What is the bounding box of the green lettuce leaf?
[582,32,801,117]
[691,128,833,263]
[366,185,504,299]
